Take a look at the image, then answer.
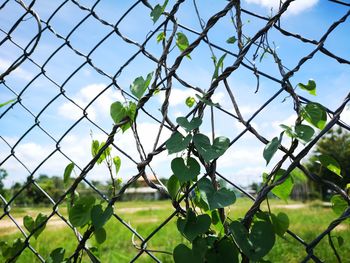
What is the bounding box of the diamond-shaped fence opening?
[1,0,350,262]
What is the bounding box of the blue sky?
[0,0,349,188]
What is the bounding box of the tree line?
[0,129,349,206]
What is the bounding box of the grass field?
[0,198,349,262]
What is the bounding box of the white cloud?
[0,58,34,81]
[340,107,350,124]
[245,0,318,15]
[58,83,124,121]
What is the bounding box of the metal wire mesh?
[0,0,350,262]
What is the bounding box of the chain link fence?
[1,0,350,262]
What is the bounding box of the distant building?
[122,174,162,201]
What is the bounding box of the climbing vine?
[1,0,349,263]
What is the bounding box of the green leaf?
[318,154,342,177]
[156,32,165,43]
[23,215,35,232]
[197,178,236,210]
[193,134,230,162]
[150,5,163,23]
[294,124,314,143]
[130,72,153,99]
[113,156,121,176]
[280,123,314,143]
[176,32,191,59]
[280,124,294,138]
[271,169,294,201]
[91,204,113,229]
[167,175,180,200]
[110,101,127,124]
[176,117,202,132]
[96,142,111,164]
[230,220,275,261]
[33,213,48,239]
[120,101,137,132]
[206,238,239,263]
[69,196,95,227]
[24,214,47,239]
[1,238,24,262]
[171,157,200,184]
[226,36,237,44]
[63,163,74,187]
[212,53,226,80]
[263,133,282,165]
[177,209,211,242]
[150,0,168,23]
[0,99,16,108]
[46,248,65,263]
[91,140,99,157]
[210,210,224,236]
[298,79,316,95]
[271,212,289,237]
[301,102,327,129]
[173,244,201,263]
[192,237,208,262]
[331,195,348,215]
[165,132,192,154]
[195,94,220,107]
[185,97,195,107]
[94,227,107,244]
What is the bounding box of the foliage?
[306,128,350,199]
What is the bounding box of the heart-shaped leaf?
[23,213,48,239]
[94,227,107,244]
[197,178,236,210]
[176,117,202,132]
[91,204,114,229]
[46,247,65,263]
[110,101,127,124]
[271,212,289,237]
[171,157,200,184]
[167,175,180,200]
[295,124,314,143]
[177,210,211,242]
[298,79,316,95]
[263,133,283,165]
[165,132,192,154]
[176,32,191,59]
[23,215,35,233]
[113,156,121,175]
[206,238,239,263]
[318,154,342,177]
[301,102,327,129]
[230,220,275,261]
[173,244,201,263]
[150,0,168,23]
[331,195,348,215]
[110,101,136,132]
[271,169,294,201]
[63,163,74,187]
[193,134,230,162]
[130,72,153,99]
[34,213,48,239]
[69,196,96,227]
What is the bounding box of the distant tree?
[306,128,350,199]
[0,168,8,195]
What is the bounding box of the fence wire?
[0,0,350,262]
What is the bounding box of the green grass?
[0,198,349,262]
